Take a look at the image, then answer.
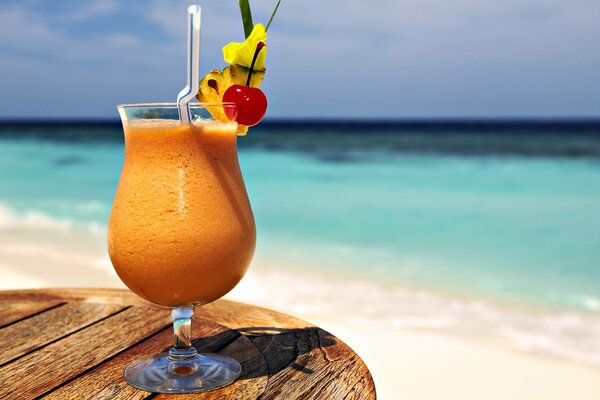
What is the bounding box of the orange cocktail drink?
[108,113,256,308]
[108,0,283,392]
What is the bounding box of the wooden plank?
[248,327,376,400]
[42,318,235,400]
[198,300,314,331]
[0,305,171,400]
[0,302,124,365]
[152,323,269,400]
[43,329,172,400]
[47,317,267,400]
[0,288,154,308]
[0,300,64,327]
[0,289,314,327]
[0,289,376,399]
[342,370,378,400]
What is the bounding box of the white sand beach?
[2,226,600,399]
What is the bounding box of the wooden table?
[0,289,376,399]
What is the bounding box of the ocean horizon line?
[2,117,600,130]
[3,117,600,158]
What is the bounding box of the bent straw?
[177,5,202,124]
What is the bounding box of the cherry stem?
[246,42,266,87]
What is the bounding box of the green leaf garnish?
[265,0,282,32]
[238,0,254,39]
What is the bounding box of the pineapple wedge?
[197,65,265,135]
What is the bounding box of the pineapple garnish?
[197,0,282,135]
[197,24,267,135]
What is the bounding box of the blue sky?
[1,0,599,119]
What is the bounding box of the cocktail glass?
[108,103,256,393]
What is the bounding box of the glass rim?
[116,102,238,109]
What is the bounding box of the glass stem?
[168,307,198,360]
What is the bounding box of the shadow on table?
[186,326,338,379]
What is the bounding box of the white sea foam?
[0,202,73,231]
[228,267,600,368]
[0,201,106,233]
[568,294,600,312]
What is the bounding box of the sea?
[1,120,600,365]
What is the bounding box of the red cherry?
[222,41,268,127]
[223,84,267,126]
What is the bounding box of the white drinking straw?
[177,5,202,124]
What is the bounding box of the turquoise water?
[248,151,600,311]
[1,124,599,312]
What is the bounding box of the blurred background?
[1,1,599,399]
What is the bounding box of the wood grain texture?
[0,300,64,327]
[0,306,171,399]
[0,302,124,365]
[0,289,376,400]
[0,288,152,307]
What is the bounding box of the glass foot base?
[124,353,242,393]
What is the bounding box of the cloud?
[0,0,599,118]
[60,0,119,22]
[106,33,141,47]
[140,1,239,36]
[0,3,169,66]
[0,5,64,51]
